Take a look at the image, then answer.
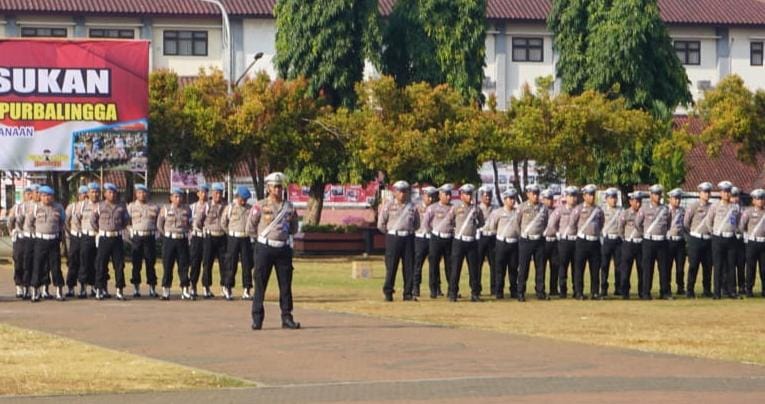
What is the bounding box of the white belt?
[735,234,743,240]
[99,230,121,238]
[714,232,734,238]
[690,232,711,240]
[192,230,205,237]
[559,234,577,241]
[578,235,599,241]
[751,236,765,243]
[415,232,431,239]
[35,233,58,240]
[70,231,81,237]
[604,234,620,240]
[206,230,226,237]
[22,231,33,238]
[521,234,542,241]
[625,238,643,244]
[478,230,495,237]
[164,232,187,239]
[455,235,475,242]
[432,232,453,239]
[228,231,249,238]
[387,230,411,237]
[132,230,156,237]
[82,230,98,237]
[257,236,286,248]
[668,236,683,241]
[546,236,558,242]
[496,236,518,244]
[644,235,665,241]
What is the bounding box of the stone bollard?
[351,257,373,279]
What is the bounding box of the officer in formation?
[449,184,484,302]
[637,184,671,300]
[666,188,687,296]
[600,188,622,297]
[127,184,160,298]
[8,185,34,299]
[157,188,192,300]
[486,188,520,299]
[541,189,560,296]
[572,184,604,300]
[29,186,66,302]
[619,191,644,298]
[740,189,765,297]
[189,184,209,298]
[197,182,227,299]
[423,184,454,298]
[476,186,496,296]
[548,186,578,298]
[64,186,88,297]
[413,186,437,298]
[222,186,254,300]
[92,183,129,300]
[705,181,740,299]
[684,182,713,297]
[377,180,419,301]
[78,182,101,298]
[731,187,747,295]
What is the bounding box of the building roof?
[0,0,276,17]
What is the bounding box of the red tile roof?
[0,0,275,16]
[659,0,765,26]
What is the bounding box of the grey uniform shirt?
[79,200,98,234]
[248,198,298,241]
[602,205,623,237]
[92,201,129,232]
[415,203,431,236]
[487,206,520,240]
[65,202,81,235]
[378,199,419,234]
[453,203,484,239]
[221,203,251,235]
[424,203,455,236]
[157,203,191,235]
[684,201,712,236]
[667,206,686,238]
[519,201,548,238]
[704,201,740,236]
[30,202,65,235]
[740,207,765,239]
[7,203,25,236]
[620,208,642,240]
[21,201,37,234]
[636,203,670,237]
[478,203,495,236]
[201,201,226,234]
[547,204,577,239]
[127,201,160,232]
[572,203,604,237]
[190,201,207,233]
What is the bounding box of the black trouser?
[66,235,81,288]
[383,234,415,297]
[518,238,545,296]
[189,235,204,288]
[80,235,97,285]
[600,238,621,296]
[130,235,157,286]
[95,236,125,289]
[225,236,253,289]
[32,238,62,288]
[450,238,479,298]
[745,240,765,295]
[203,235,227,288]
[162,237,190,288]
[557,239,576,296]
[413,236,429,296]
[494,240,518,297]
[477,235,496,295]
[575,238,601,297]
[22,235,35,287]
[428,236,452,295]
[544,240,559,295]
[735,238,746,292]
[620,241,643,297]
[251,243,295,325]
[711,236,737,297]
[642,239,669,298]
[666,238,686,293]
[12,237,25,286]
[686,236,712,294]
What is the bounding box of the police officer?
[423,184,455,298]
[637,184,671,300]
[487,188,520,299]
[541,189,560,296]
[64,186,88,297]
[572,184,604,300]
[21,184,40,298]
[221,186,254,300]
[29,186,66,302]
[78,182,101,298]
[377,180,419,301]
[600,188,622,297]
[189,184,209,298]
[730,187,747,295]
[548,186,578,298]
[517,184,549,301]
[684,182,714,298]
[197,182,227,299]
[157,188,193,300]
[666,188,687,296]
[619,192,644,299]
[704,181,741,299]
[476,185,496,296]
[249,172,300,330]
[8,185,33,299]
[92,183,129,300]
[127,184,160,298]
[449,184,484,302]
[740,188,765,297]
[413,186,437,298]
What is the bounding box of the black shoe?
[384,294,393,302]
[640,295,653,301]
[282,318,301,329]
[251,322,262,330]
[536,292,549,300]
[676,289,686,296]
[712,294,721,300]
[746,291,754,298]
[549,291,560,297]
[660,294,674,300]
[65,291,75,298]
[686,291,696,298]
[592,294,603,301]
[703,291,714,298]
[622,294,630,300]
[133,291,141,298]
[429,292,437,299]
[470,295,482,302]
[517,294,526,302]
[495,294,505,300]
[559,293,568,299]
[510,292,519,299]
[437,289,444,297]
[448,295,457,302]
[403,295,414,301]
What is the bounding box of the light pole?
[234,52,264,87]
[198,0,232,94]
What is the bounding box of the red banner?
[288,182,380,207]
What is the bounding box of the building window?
[20,27,67,37]
[512,37,544,62]
[751,42,763,66]
[674,40,701,65]
[89,29,135,39]
[163,31,208,56]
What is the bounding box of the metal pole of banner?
[99,166,104,195]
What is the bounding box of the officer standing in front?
[449,184,484,302]
[600,188,623,297]
[684,182,714,298]
[572,184,605,300]
[198,182,228,299]
[666,188,687,296]
[636,184,671,300]
[704,181,741,299]
[487,188,520,299]
[92,183,129,300]
[740,188,765,297]
[157,188,193,300]
[79,182,101,298]
[517,184,549,301]
[127,184,160,298]
[29,186,66,302]
[548,186,578,298]
[619,192,644,299]
[8,185,33,299]
[249,172,300,330]
[541,189,560,296]
[476,185,496,296]
[189,184,209,298]
[423,184,455,298]
[413,186,437,298]
[377,180,419,301]
[221,186,254,300]
[64,186,88,297]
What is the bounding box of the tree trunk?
[522,160,529,189]
[620,184,634,207]
[512,161,522,200]
[246,156,266,200]
[491,160,500,205]
[304,182,325,225]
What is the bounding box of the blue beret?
[38,185,54,195]
[78,185,89,194]
[103,183,118,192]
[212,182,225,192]
[24,185,34,192]
[198,184,210,192]
[171,187,183,195]
[88,182,100,191]
[236,186,251,200]
[134,184,149,193]
[30,184,40,192]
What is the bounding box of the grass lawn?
[0,324,252,396]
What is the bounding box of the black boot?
[282,318,301,329]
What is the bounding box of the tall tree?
[147,70,186,184]
[548,0,590,95]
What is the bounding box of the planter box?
[294,231,366,255]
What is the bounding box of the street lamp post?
[235,52,264,87]
[198,0,232,94]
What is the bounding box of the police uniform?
[7,186,31,298]
[189,184,209,297]
[517,184,549,301]
[449,184,484,301]
[198,182,228,298]
[547,186,577,298]
[249,172,300,330]
[92,183,129,300]
[636,185,671,299]
[487,189,520,299]
[79,183,101,297]
[731,187,747,295]
[739,189,765,297]
[20,186,39,295]
[157,189,192,300]
[378,181,419,301]
[541,189,560,296]
[29,186,66,302]
[476,186,497,296]
[666,188,687,296]
[684,182,714,297]
[423,184,455,298]
[619,192,644,298]
[127,184,160,297]
[571,185,605,299]
[413,186,437,298]
[221,186,254,300]
[64,186,88,296]
[704,181,741,299]
[600,188,623,297]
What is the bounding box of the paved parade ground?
[1,266,764,403]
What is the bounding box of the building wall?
[151,17,223,76]
[242,18,277,79]
[14,15,75,37]
[0,15,5,38]
[667,26,720,102]
[730,27,765,91]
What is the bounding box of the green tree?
[548,0,590,95]
[148,70,185,184]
